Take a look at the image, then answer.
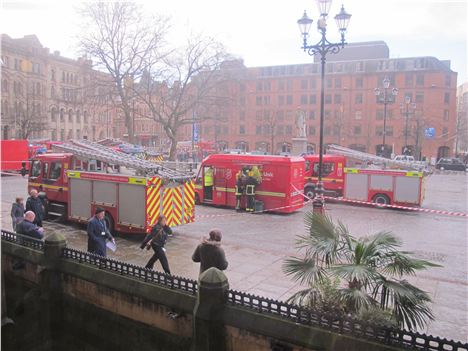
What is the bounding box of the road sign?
[424,127,435,139]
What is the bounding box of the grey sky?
[1,0,467,82]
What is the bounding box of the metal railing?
[2,228,467,350]
[61,248,198,295]
[1,229,45,250]
[228,289,468,351]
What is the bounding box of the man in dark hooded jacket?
[192,229,228,274]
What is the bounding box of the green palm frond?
[380,252,441,277]
[329,264,381,287]
[338,288,376,312]
[359,231,401,265]
[282,257,327,285]
[286,287,321,308]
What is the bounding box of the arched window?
[51,108,57,122]
[68,109,73,123]
[60,109,65,122]
[76,110,81,123]
[1,79,8,93]
[83,111,88,124]
[51,86,55,97]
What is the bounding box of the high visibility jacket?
[204,168,214,186]
[251,166,262,183]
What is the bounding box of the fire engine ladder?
[52,140,193,181]
[326,144,427,172]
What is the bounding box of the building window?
[324,126,331,136]
[326,78,332,88]
[444,93,450,104]
[276,110,284,121]
[445,75,451,87]
[404,92,413,102]
[256,96,262,106]
[308,111,315,120]
[416,74,424,86]
[335,78,342,88]
[286,125,292,135]
[286,80,293,91]
[415,92,424,103]
[286,95,293,105]
[239,125,245,134]
[444,110,449,121]
[239,111,245,120]
[356,62,364,72]
[300,95,308,104]
[256,125,262,135]
[278,95,284,105]
[405,73,413,87]
[278,80,285,91]
[309,95,316,104]
[355,77,363,88]
[353,125,361,135]
[309,126,316,135]
[324,110,331,119]
[355,93,363,104]
[263,96,270,105]
[376,110,384,120]
[325,94,332,104]
[334,94,341,104]
[442,127,448,137]
[255,110,262,121]
[355,111,362,120]
[256,82,263,92]
[309,78,316,89]
[301,80,308,89]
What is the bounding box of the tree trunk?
[168,135,177,161]
[124,110,134,144]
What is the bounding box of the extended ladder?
[52,140,193,181]
[326,144,427,172]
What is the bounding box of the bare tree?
[78,2,168,143]
[135,36,230,160]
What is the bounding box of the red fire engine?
[194,154,305,213]
[1,140,29,172]
[303,145,426,207]
[28,140,195,234]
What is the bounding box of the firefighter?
[251,165,262,184]
[245,169,258,212]
[204,166,214,201]
[235,169,245,211]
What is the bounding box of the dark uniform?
[245,171,258,212]
[235,170,245,210]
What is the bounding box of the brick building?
[198,41,458,159]
[1,34,121,141]
[456,82,468,155]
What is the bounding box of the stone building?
[0,34,120,141]
[197,41,458,159]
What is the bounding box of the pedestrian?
[11,197,25,231]
[192,229,228,274]
[26,189,45,227]
[87,207,115,257]
[235,169,245,211]
[16,211,44,240]
[140,215,172,274]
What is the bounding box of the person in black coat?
[87,207,115,257]
[140,215,172,274]
[192,229,228,274]
[11,197,25,231]
[26,189,45,227]
[16,211,44,240]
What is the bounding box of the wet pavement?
[2,172,467,341]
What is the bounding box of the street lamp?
[297,0,351,214]
[374,77,398,158]
[400,96,416,155]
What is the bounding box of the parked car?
[435,158,467,171]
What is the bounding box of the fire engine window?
[49,162,62,180]
[42,163,49,178]
[30,160,41,177]
[312,162,335,177]
[305,160,311,172]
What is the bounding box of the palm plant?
[283,212,440,330]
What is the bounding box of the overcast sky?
[1,0,467,83]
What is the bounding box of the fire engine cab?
[194,154,305,213]
[303,145,426,207]
[28,140,195,234]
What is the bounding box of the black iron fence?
[61,247,198,295]
[2,229,467,350]
[228,289,468,351]
[1,229,45,250]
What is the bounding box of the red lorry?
[194,154,305,213]
[1,140,29,172]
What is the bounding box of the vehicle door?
[311,161,337,191]
[213,167,228,205]
[42,160,65,202]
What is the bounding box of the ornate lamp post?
[400,96,416,155]
[297,0,351,214]
[374,77,398,158]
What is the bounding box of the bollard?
[191,268,229,351]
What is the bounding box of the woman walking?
[11,197,25,231]
[140,215,172,274]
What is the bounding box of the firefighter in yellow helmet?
[204,166,214,201]
[235,169,246,211]
[245,168,258,212]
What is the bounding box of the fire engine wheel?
[373,194,390,208]
[304,187,315,201]
[104,213,115,236]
